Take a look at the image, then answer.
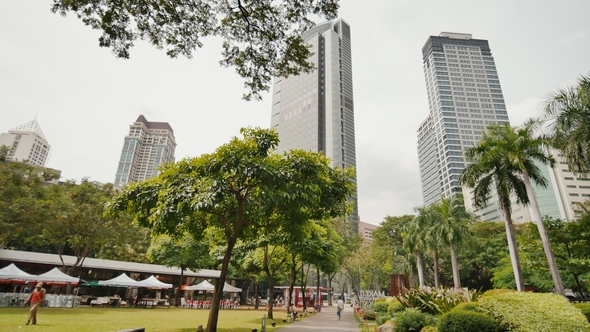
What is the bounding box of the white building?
[417,32,510,221]
[0,119,50,167]
[270,19,358,228]
[114,115,176,187]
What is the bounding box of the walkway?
[275,307,360,332]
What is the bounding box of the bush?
[364,310,378,320]
[421,326,438,332]
[372,301,390,314]
[573,303,590,323]
[479,291,590,332]
[438,309,500,332]
[388,299,405,316]
[393,308,437,332]
[376,315,391,325]
[396,287,482,315]
[482,289,517,297]
[450,302,480,312]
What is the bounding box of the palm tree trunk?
[416,250,425,288]
[433,248,440,287]
[522,170,565,296]
[449,242,461,288]
[499,195,525,292]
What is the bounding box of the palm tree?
[403,216,427,288]
[543,73,590,175]
[435,195,473,288]
[460,123,564,294]
[414,205,442,287]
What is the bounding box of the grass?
[0,306,296,332]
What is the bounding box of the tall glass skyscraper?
[417,33,510,221]
[270,19,358,226]
[114,115,176,187]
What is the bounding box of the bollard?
[261,314,267,332]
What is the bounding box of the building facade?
[358,220,379,241]
[270,19,358,226]
[0,119,50,167]
[114,115,176,187]
[417,32,510,221]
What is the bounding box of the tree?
[403,215,427,288]
[0,145,9,163]
[372,215,415,287]
[106,127,354,332]
[147,233,215,306]
[414,204,443,287]
[50,0,340,101]
[542,72,590,175]
[459,126,529,292]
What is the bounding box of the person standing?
[336,296,344,320]
[25,283,46,325]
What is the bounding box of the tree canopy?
[50,0,340,100]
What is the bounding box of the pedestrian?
[337,296,344,320]
[25,282,46,325]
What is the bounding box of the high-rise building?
[270,18,358,226]
[114,115,176,187]
[417,32,510,221]
[0,119,51,167]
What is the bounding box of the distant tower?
[114,115,176,187]
[270,18,358,226]
[0,119,51,167]
[417,32,510,221]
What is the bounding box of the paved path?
[275,307,359,332]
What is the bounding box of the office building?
[270,19,358,226]
[417,32,510,221]
[114,115,176,187]
[0,119,50,167]
[358,220,379,241]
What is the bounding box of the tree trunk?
[316,266,321,310]
[573,274,586,303]
[328,273,334,306]
[288,258,296,307]
[449,242,461,288]
[499,194,525,292]
[206,237,237,332]
[176,266,184,307]
[254,281,259,310]
[416,250,425,288]
[522,170,564,296]
[433,248,440,287]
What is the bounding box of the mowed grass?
[0,306,295,332]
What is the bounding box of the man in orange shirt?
[25,283,46,325]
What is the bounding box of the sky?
[1,1,589,226]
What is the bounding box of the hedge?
[388,299,405,316]
[393,308,437,332]
[574,303,590,323]
[478,292,590,332]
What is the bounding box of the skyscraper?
[270,18,358,225]
[417,32,510,220]
[0,119,51,167]
[114,115,176,187]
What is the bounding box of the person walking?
[25,282,46,325]
[336,296,344,320]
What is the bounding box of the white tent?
[185,280,214,291]
[98,273,142,287]
[0,263,37,280]
[222,282,242,293]
[36,268,80,284]
[139,275,173,289]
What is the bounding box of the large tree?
[50,0,340,100]
[542,72,590,175]
[106,127,354,332]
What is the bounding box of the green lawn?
[0,306,295,332]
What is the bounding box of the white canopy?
[0,263,37,280]
[222,282,242,293]
[36,268,80,284]
[99,273,142,287]
[185,280,214,291]
[139,275,173,289]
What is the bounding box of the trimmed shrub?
[372,301,390,314]
[376,315,391,325]
[388,299,405,316]
[482,289,516,297]
[375,297,387,303]
[392,308,437,332]
[396,287,481,315]
[438,309,500,332]
[421,326,438,332]
[574,303,590,323]
[450,302,480,312]
[479,291,590,332]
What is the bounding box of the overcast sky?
[1,1,589,226]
